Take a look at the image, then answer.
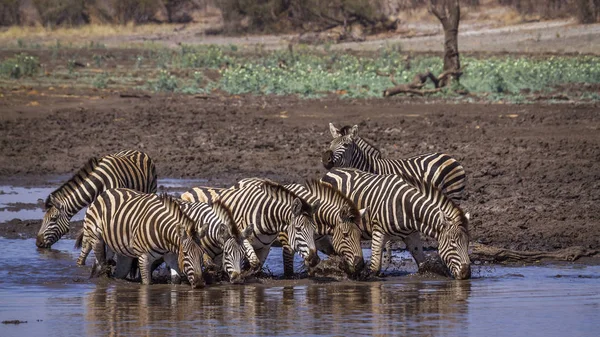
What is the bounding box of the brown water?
[1,182,600,336]
[0,238,599,337]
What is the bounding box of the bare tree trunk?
[428,0,461,87]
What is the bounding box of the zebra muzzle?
[305,250,320,268]
[321,151,334,169]
[36,235,51,248]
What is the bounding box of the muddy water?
[1,181,600,336]
[1,238,599,337]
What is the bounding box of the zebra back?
[37,150,157,248]
[323,123,466,202]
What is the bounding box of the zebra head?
[322,123,359,170]
[261,181,321,269]
[287,197,320,269]
[212,200,253,284]
[438,212,471,280]
[36,194,70,248]
[305,180,365,275]
[177,208,207,289]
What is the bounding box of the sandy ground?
[0,86,599,252]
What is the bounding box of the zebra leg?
[369,226,389,276]
[77,236,93,266]
[403,232,427,271]
[278,233,295,278]
[138,253,159,285]
[382,240,393,269]
[243,240,261,271]
[91,237,110,278]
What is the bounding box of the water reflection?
[84,280,471,336]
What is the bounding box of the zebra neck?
[399,191,446,240]
[352,138,381,173]
[312,205,336,235]
[52,173,109,217]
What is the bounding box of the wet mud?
[1,91,599,252]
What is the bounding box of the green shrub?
[148,70,179,92]
[93,72,109,88]
[0,54,40,78]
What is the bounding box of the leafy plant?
[0,54,40,78]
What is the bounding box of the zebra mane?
[261,180,313,213]
[420,181,469,231]
[210,199,241,238]
[45,157,100,209]
[338,125,382,159]
[304,179,360,221]
[159,193,196,233]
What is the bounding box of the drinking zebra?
[185,178,367,276]
[76,188,206,287]
[322,123,466,201]
[37,150,157,248]
[321,168,471,279]
[177,199,255,284]
[322,123,467,267]
[183,181,321,275]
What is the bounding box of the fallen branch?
[381,68,464,97]
[119,93,151,99]
[471,243,597,263]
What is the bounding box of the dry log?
[471,243,598,263]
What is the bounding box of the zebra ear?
[465,212,471,220]
[241,225,253,239]
[329,123,341,138]
[350,125,359,138]
[291,198,303,216]
[359,207,369,223]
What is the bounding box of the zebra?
[76,188,206,287]
[321,168,471,280]
[177,199,255,284]
[233,178,367,276]
[322,123,466,201]
[37,150,157,248]
[185,178,367,276]
[322,123,467,266]
[183,180,321,275]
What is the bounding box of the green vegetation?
[0,53,39,78]
[2,45,600,102]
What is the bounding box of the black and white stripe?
[184,179,366,276]
[177,199,254,283]
[322,124,466,201]
[321,168,471,279]
[183,181,320,275]
[37,150,157,248]
[76,188,206,288]
[235,178,367,276]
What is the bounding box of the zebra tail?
[74,229,84,249]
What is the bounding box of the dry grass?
[0,22,204,44]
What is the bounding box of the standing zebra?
[177,199,255,284]
[322,123,466,201]
[322,123,467,267]
[234,178,366,276]
[183,181,321,275]
[182,179,366,276]
[37,150,157,248]
[321,168,471,279]
[76,188,206,287]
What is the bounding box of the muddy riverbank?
[1,92,599,252]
